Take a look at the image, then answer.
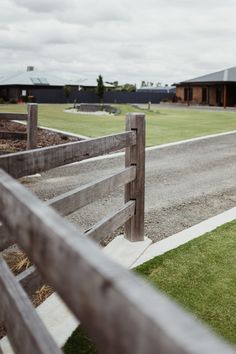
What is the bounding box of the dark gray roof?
[0,69,81,86]
[181,67,236,84]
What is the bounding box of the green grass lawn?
[63,220,236,353]
[0,104,236,146]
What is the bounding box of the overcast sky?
[1,0,236,85]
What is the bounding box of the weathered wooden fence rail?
[0,103,38,150]
[0,169,235,354]
[0,112,145,245]
[0,113,235,354]
[0,112,145,312]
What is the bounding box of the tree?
[141,81,147,87]
[96,74,105,103]
[120,83,136,92]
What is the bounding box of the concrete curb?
[14,120,90,141]
[38,125,90,141]
[132,206,236,268]
[71,130,236,165]
[103,236,152,268]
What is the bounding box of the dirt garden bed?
[0,121,81,154]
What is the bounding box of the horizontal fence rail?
[0,169,235,354]
[86,200,135,242]
[0,113,28,121]
[0,131,136,179]
[16,265,44,298]
[0,223,12,251]
[48,166,136,216]
[0,256,62,354]
[0,165,137,251]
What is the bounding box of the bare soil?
[0,121,80,154]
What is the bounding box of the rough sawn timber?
[86,200,135,242]
[0,169,235,354]
[49,166,136,216]
[0,256,62,354]
[0,131,136,179]
[125,113,145,242]
[0,113,27,121]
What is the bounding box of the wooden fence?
[0,113,235,354]
[0,103,38,150]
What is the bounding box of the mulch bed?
[0,121,81,154]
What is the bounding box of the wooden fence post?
[27,103,38,150]
[125,113,145,242]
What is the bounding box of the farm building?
[176,67,236,108]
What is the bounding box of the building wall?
[192,87,202,103]
[177,86,202,103]
[8,87,19,101]
[176,87,184,101]
[209,87,216,106]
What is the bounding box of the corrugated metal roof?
[0,69,81,86]
[181,67,236,84]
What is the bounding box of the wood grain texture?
[0,113,27,121]
[86,201,135,242]
[0,256,62,354]
[0,169,234,354]
[16,266,44,298]
[49,166,136,216]
[0,223,14,251]
[27,103,38,150]
[0,166,136,250]
[0,131,136,179]
[125,113,145,242]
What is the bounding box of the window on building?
[202,87,208,103]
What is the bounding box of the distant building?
[176,67,236,108]
[0,67,80,103]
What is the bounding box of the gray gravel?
[24,132,236,243]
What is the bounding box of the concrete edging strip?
[76,130,236,165]
[132,207,236,268]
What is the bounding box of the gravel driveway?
[26,132,236,243]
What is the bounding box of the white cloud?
[0,0,236,84]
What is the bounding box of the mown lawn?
[0,104,236,146]
[63,220,236,353]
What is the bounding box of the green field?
[63,220,236,353]
[0,104,236,146]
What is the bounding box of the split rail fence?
[0,103,38,150]
[0,111,235,354]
